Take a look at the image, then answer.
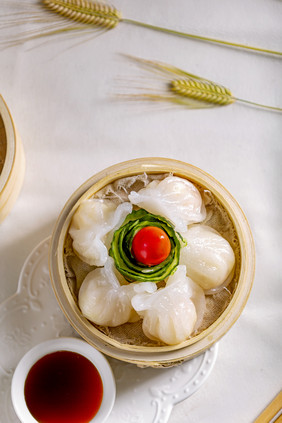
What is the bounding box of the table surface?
[0,0,281,422]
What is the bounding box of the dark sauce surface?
[24,350,103,423]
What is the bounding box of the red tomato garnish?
[131,226,171,266]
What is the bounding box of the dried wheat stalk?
[120,56,282,112]
[1,0,281,57]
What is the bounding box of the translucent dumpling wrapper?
[78,257,156,327]
[131,265,205,345]
[180,224,235,291]
[69,199,132,266]
[128,176,206,232]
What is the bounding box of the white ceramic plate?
[0,238,218,423]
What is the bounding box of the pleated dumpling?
[69,199,132,266]
[131,265,205,345]
[180,224,235,291]
[128,176,206,232]
[78,258,156,327]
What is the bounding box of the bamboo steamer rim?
[0,95,25,222]
[49,158,255,366]
[0,95,16,192]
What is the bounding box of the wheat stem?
[235,98,282,112]
[122,18,282,57]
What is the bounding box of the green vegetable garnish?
[109,209,185,282]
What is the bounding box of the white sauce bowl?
[11,337,116,423]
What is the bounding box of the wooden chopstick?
[254,391,282,423]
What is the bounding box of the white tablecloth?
[0,0,281,421]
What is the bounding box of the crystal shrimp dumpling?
[78,257,156,327]
[69,199,132,267]
[131,266,206,345]
[128,175,207,232]
[180,224,235,291]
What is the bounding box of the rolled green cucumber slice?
[109,209,185,282]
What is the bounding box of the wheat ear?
[43,0,121,28]
[170,79,234,106]
[40,0,282,57]
[170,78,282,111]
[121,56,282,112]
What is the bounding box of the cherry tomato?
[131,226,171,266]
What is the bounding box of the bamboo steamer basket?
[49,158,255,367]
[0,96,25,222]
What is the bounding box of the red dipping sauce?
[24,350,103,423]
